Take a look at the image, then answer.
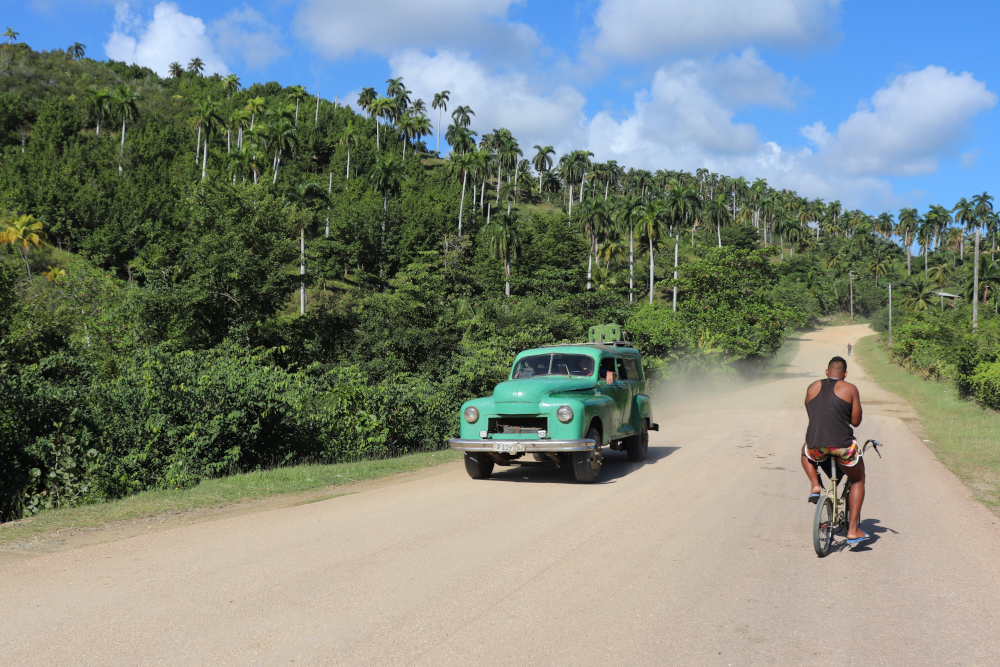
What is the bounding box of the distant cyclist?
[801,356,869,546]
[847,343,853,356]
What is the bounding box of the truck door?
[599,355,629,437]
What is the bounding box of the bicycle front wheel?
[813,496,835,557]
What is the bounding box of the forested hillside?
[0,42,996,520]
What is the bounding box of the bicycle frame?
[813,439,882,557]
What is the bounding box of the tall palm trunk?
[202,132,209,180]
[568,185,573,224]
[273,150,282,184]
[673,228,679,312]
[629,230,634,302]
[504,256,511,297]
[974,225,981,332]
[300,227,306,315]
[195,125,201,166]
[648,236,655,304]
[436,108,442,154]
[346,144,351,180]
[96,113,101,137]
[586,237,593,291]
[458,169,467,238]
[119,118,126,176]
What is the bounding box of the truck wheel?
[625,420,649,462]
[532,453,551,462]
[572,428,603,483]
[464,453,494,479]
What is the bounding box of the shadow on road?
[488,446,680,485]
[825,517,895,555]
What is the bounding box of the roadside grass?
[0,449,462,546]
[856,335,1000,512]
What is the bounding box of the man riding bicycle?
[801,356,869,546]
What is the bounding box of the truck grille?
[488,416,547,435]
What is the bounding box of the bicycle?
[813,438,882,557]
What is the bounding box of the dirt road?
[3,325,1000,665]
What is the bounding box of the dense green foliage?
[1,44,994,519]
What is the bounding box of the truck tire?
[464,452,494,479]
[625,420,649,462]
[572,427,603,483]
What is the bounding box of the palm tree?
[187,57,205,75]
[368,96,396,149]
[399,113,431,157]
[68,42,85,60]
[451,105,475,130]
[448,151,475,237]
[486,212,523,297]
[3,28,19,45]
[168,61,184,79]
[286,85,307,126]
[269,118,297,184]
[897,207,920,275]
[358,87,377,116]
[285,182,329,315]
[339,119,359,180]
[369,153,405,245]
[702,193,732,248]
[580,199,610,291]
[432,90,450,154]
[954,197,975,261]
[110,84,139,176]
[0,214,46,277]
[614,196,642,301]
[445,124,477,155]
[385,77,405,99]
[971,192,995,331]
[639,200,665,304]
[193,96,222,180]
[222,74,241,101]
[899,274,937,313]
[245,97,265,130]
[532,145,555,198]
[86,87,110,137]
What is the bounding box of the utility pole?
[973,222,981,333]
[888,283,893,348]
[849,271,855,321]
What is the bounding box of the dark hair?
[828,356,847,373]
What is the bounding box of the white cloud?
[387,50,587,156]
[818,66,997,176]
[105,2,229,77]
[592,0,841,60]
[212,6,286,70]
[583,64,995,210]
[294,0,537,61]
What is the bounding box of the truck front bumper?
[449,438,596,453]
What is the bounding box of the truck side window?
[625,358,640,380]
[599,357,616,379]
[616,357,629,380]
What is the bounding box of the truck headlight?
[463,406,480,423]
[556,405,574,423]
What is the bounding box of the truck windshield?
[512,354,595,379]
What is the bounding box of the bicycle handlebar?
[862,438,883,458]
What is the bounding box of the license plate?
[493,442,525,453]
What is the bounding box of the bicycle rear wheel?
[813,496,835,557]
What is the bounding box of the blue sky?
[9,0,999,214]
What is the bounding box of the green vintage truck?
[449,324,659,483]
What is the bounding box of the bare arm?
[804,380,821,413]
[851,385,863,427]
